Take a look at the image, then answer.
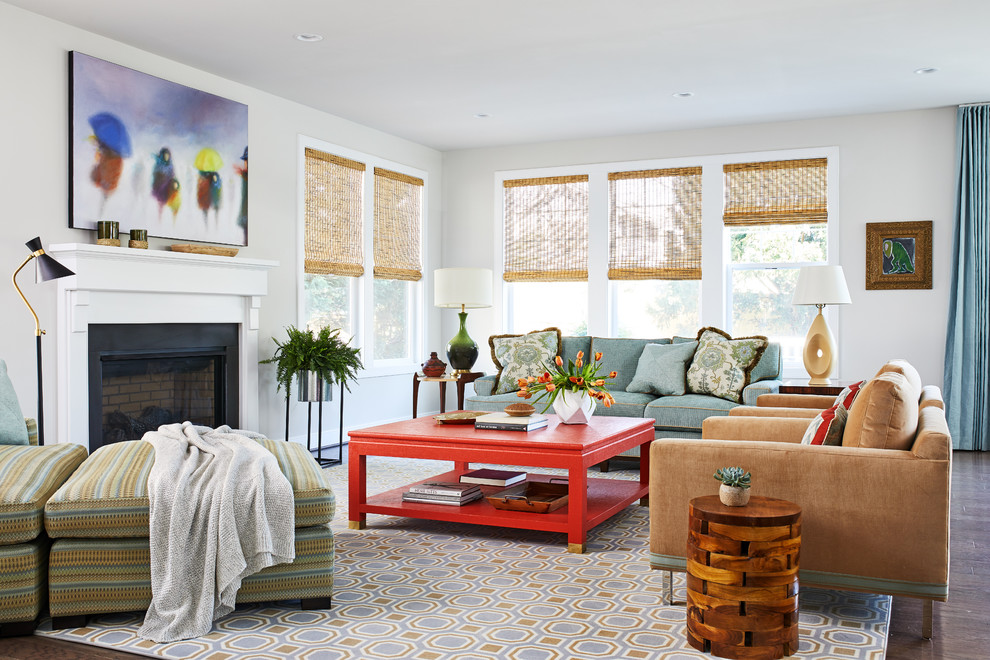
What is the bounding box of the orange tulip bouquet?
[517,350,617,412]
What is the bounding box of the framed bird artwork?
[68,52,249,246]
[865,221,933,290]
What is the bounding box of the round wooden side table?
[686,495,802,659]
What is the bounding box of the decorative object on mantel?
[96,220,120,247]
[865,220,933,290]
[792,265,852,385]
[713,466,752,506]
[434,268,493,374]
[517,350,617,424]
[10,237,75,445]
[128,229,148,249]
[170,244,239,257]
[69,51,248,246]
[261,326,362,466]
[420,352,446,377]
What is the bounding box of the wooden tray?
[487,479,569,513]
[434,411,488,425]
[170,244,239,257]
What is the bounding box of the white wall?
[0,2,445,445]
[442,109,957,387]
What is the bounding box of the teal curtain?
[944,105,990,450]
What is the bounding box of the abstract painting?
[865,221,932,290]
[69,52,249,246]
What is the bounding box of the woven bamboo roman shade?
[608,167,702,280]
[503,175,589,282]
[374,167,423,281]
[304,148,365,277]
[723,158,828,225]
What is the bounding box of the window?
[302,140,425,371]
[724,158,830,368]
[608,167,702,337]
[502,175,589,335]
[497,149,836,375]
[372,167,423,363]
[303,148,364,339]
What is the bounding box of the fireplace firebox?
[88,323,239,450]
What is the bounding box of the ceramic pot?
[719,484,751,507]
[297,370,333,402]
[552,390,596,424]
[421,352,447,377]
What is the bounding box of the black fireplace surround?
[88,323,239,451]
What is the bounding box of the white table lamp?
[434,268,493,374]
[791,265,851,384]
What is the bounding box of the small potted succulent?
[714,466,751,506]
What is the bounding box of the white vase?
[553,390,597,424]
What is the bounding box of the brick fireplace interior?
[88,323,239,450]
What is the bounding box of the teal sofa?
[465,335,782,445]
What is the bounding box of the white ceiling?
[9,0,990,151]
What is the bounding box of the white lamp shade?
[791,265,852,306]
[434,268,493,309]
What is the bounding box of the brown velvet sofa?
[648,360,951,638]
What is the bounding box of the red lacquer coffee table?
[347,414,654,553]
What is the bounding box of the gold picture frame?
[865,221,933,290]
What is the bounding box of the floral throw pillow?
[686,327,768,403]
[490,328,562,395]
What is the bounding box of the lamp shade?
[434,268,492,309]
[791,265,851,306]
[25,237,74,281]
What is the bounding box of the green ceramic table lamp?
[434,268,492,375]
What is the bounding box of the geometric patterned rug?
[36,456,890,659]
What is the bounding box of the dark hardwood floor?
[0,451,986,659]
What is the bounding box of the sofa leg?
[922,599,933,639]
[599,460,611,473]
[51,615,87,630]
[300,597,331,610]
[0,619,38,637]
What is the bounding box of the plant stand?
[284,382,344,467]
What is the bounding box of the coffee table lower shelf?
[348,470,647,553]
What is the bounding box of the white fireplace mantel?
[48,243,279,449]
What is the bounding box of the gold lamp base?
[803,306,836,385]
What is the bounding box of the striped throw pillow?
[801,403,848,446]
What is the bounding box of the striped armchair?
[0,420,88,635]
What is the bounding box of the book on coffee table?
[402,490,483,506]
[406,482,481,497]
[474,413,549,432]
[459,468,527,487]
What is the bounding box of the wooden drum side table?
[686,495,802,659]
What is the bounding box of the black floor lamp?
[11,237,74,445]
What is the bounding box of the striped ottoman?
[0,425,88,635]
[44,436,335,628]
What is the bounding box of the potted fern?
[261,325,363,402]
[714,466,751,506]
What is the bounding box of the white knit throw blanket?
[138,423,295,643]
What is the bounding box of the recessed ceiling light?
[672,92,694,99]
[914,67,938,75]
[294,33,324,43]
[473,113,492,119]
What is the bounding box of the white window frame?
[298,135,426,377]
[494,146,841,375]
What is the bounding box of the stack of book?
[459,468,527,486]
[402,482,483,506]
[473,413,549,432]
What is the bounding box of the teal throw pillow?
[686,328,768,403]
[490,328,562,395]
[626,341,698,396]
[0,360,29,445]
